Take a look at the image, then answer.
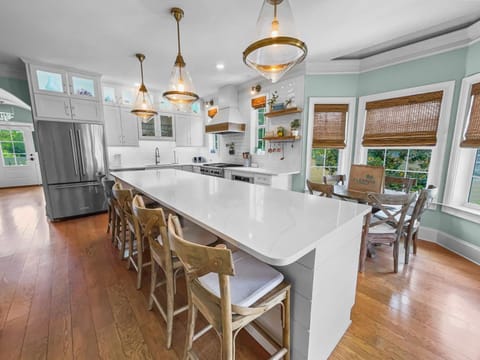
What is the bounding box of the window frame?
[306,97,356,182]
[444,73,480,223]
[251,105,267,155]
[355,81,455,197]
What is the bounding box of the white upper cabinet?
[138,114,175,141]
[175,114,204,147]
[25,61,103,123]
[103,105,139,146]
[30,65,68,96]
[68,72,100,100]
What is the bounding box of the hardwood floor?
[0,186,479,359]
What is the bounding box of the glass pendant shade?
[163,8,199,105]
[243,0,307,83]
[131,53,157,119]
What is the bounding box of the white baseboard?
[418,226,480,265]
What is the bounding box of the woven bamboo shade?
[460,83,480,148]
[362,91,443,147]
[312,104,348,148]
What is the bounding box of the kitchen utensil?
[280,143,285,160]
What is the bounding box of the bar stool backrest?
[306,180,334,197]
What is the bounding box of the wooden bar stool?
[127,195,152,289]
[111,183,133,260]
[132,198,217,349]
[168,214,291,360]
[101,177,115,235]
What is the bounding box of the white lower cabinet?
[34,93,101,122]
[104,105,139,146]
[254,174,272,186]
[175,114,204,147]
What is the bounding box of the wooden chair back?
[409,185,438,226]
[112,183,133,215]
[348,165,385,193]
[306,180,333,198]
[384,176,416,193]
[367,192,415,235]
[131,195,171,270]
[168,214,237,331]
[323,174,345,185]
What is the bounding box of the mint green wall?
[0,77,32,124]
[299,44,480,248]
[466,41,480,76]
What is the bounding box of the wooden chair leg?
[127,231,134,270]
[393,241,399,273]
[221,329,234,360]
[184,304,197,360]
[118,218,126,260]
[111,211,117,244]
[136,247,143,290]
[405,232,413,264]
[148,262,157,311]
[166,273,175,349]
[359,213,370,272]
[413,231,418,254]
[283,288,291,360]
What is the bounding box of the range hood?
[205,85,246,134]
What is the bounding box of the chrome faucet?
[155,147,160,165]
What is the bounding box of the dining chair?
[168,214,291,360]
[384,176,416,193]
[132,199,217,349]
[348,164,385,193]
[404,185,438,264]
[360,192,415,273]
[111,183,134,260]
[307,179,334,197]
[323,174,345,185]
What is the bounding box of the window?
[208,134,219,154]
[310,148,339,182]
[255,107,266,154]
[355,82,454,197]
[445,74,480,221]
[469,150,480,205]
[0,129,27,166]
[306,98,355,184]
[367,149,432,190]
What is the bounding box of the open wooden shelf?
[263,135,301,142]
[264,107,302,117]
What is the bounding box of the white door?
[0,124,42,187]
[120,108,139,146]
[190,115,204,146]
[70,98,101,122]
[175,114,189,146]
[103,105,123,146]
[34,93,71,120]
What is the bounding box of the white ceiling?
[0,0,480,96]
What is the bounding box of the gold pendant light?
[243,0,307,83]
[163,7,199,105]
[131,53,157,119]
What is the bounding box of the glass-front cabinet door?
[68,72,99,100]
[31,65,68,96]
[138,114,175,140]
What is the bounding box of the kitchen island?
[112,169,370,360]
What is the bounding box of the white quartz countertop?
[113,169,370,266]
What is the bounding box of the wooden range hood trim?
[205,122,246,133]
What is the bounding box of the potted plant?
[268,91,281,112]
[290,118,300,136]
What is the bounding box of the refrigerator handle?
[69,129,79,176]
[76,129,86,176]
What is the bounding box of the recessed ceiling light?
[216,63,225,70]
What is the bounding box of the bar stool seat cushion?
[158,219,217,250]
[199,251,284,307]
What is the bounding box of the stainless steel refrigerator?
[36,120,107,220]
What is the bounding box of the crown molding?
[307,20,480,75]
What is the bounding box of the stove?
[200,163,242,177]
